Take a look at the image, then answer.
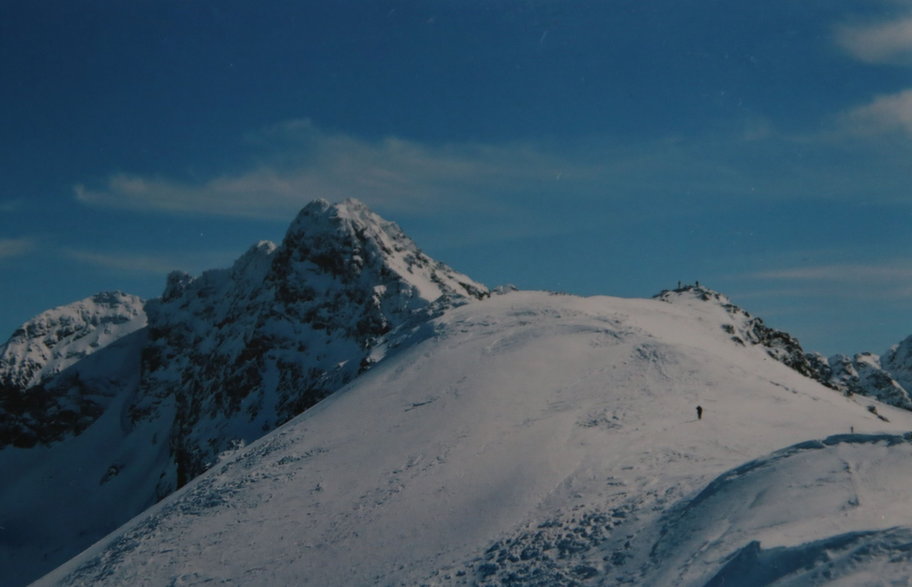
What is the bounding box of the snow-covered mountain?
[5,198,912,586]
[136,198,487,489]
[35,289,912,586]
[654,286,912,412]
[653,284,826,382]
[0,291,146,447]
[0,198,487,586]
[812,339,912,410]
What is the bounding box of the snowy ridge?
[36,291,912,586]
[656,284,912,411]
[654,284,824,381]
[0,291,146,448]
[6,205,912,587]
[817,339,912,410]
[0,291,145,391]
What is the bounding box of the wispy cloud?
[63,250,181,274]
[73,117,912,229]
[77,119,807,224]
[62,249,241,276]
[751,264,912,282]
[743,261,912,301]
[835,15,912,65]
[842,88,912,135]
[74,120,569,220]
[0,238,36,259]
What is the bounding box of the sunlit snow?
[36,290,912,585]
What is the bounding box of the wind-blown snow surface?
[39,291,912,586]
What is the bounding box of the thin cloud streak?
[64,250,182,275]
[741,261,912,303]
[751,264,912,282]
[74,122,568,220]
[63,249,242,276]
[0,200,23,213]
[72,119,912,225]
[0,238,36,259]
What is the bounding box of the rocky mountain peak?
[0,291,147,449]
[278,198,487,302]
[0,291,146,390]
[139,198,489,490]
[883,335,912,393]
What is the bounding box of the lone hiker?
[696,405,703,420]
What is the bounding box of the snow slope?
[38,290,912,586]
[0,328,173,587]
[0,198,489,586]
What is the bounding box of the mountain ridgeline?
[0,199,488,586]
[134,198,487,487]
[654,284,912,410]
[1,198,910,586]
[0,291,146,448]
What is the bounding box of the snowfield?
[35,289,912,586]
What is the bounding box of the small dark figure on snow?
[696,405,703,420]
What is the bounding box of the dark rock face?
[136,199,489,489]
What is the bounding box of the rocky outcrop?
[0,292,146,447]
[655,284,912,410]
[136,198,489,488]
[655,284,828,382]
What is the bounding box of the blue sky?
[1,0,911,355]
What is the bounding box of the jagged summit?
[139,198,490,490]
[884,335,912,393]
[280,198,487,302]
[0,198,492,586]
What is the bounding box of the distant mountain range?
[2,199,911,585]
